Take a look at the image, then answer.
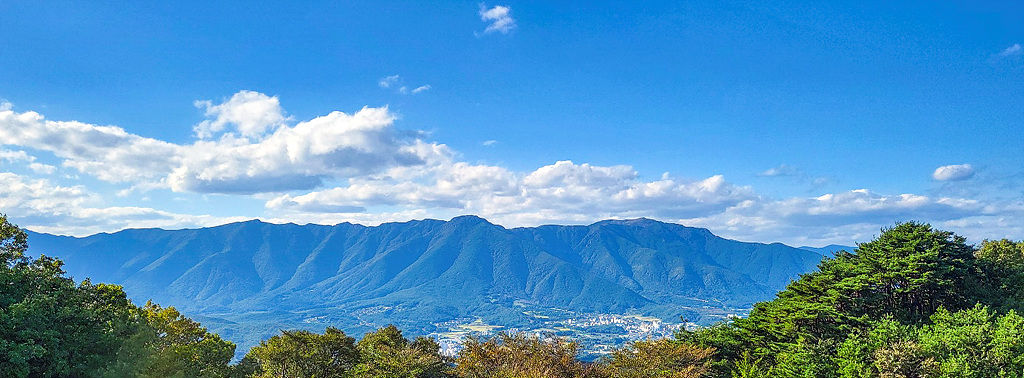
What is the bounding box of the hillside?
[26,216,824,355]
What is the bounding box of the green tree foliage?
[354,325,451,377]
[0,215,239,377]
[245,327,361,378]
[125,302,236,377]
[601,338,714,378]
[454,332,603,378]
[728,352,773,378]
[678,222,1024,377]
[685,222,992,372]
[0,214,139,377]
[771,337,836,378]
[918,305,1024,377]
[974,239,1024,311]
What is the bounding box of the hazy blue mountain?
[26,216,824,355]
[799,244,855,258]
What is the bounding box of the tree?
[974,239,1024,312]
[354,325,451,378]
[454,332,603,378]
[245,327,360,378]
[127,302,236,377]
[1,215,244,377]
[0,214,139,377]
[601,338,714,378]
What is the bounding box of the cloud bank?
[0,94,447,194]
[1,91,1022,246]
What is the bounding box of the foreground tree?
[601,338,714,378]
[1,215,240,377]
[130,302,236,377]
[454,332,603,378]
[245,327,360,378]
[0,214,139,377]
[678,222,1024,377]
[354,325,451,377]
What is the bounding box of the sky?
[1,0,1022,246]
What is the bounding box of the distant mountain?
[799,244,855,258]
[27,216,824,355]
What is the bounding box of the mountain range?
[26,216,827,355]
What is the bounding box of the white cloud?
[4,91,1023,247]
[28,163,56,174]
[169,106,448,193]
[263,156,1024,246]
[0,149,33,163]
[998,43,1022,57]
[479,5,516,35]
[0,149,57,174]
[378,75,400,88]
[758,164,800,177]
[678,188,1008,246]
[0,108,180,183]
[0,172,245,236]
[482,140,498,146]
[378,76,429,95]
[0,91,449,194]
[267,160,756,227]
[0,101,11,112]
[933,164,975,181]
[194,91,288,139]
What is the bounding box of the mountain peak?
[592,217,675,228]
[449,215,492,225]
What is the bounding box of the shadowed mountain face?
[27,216,824,352]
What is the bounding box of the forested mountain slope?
[26,216,823,351]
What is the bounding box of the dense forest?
[4,214,1024,377]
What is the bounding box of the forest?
[4,214,1024,378]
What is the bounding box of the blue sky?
[1,0,1022,246]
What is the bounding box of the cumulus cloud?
[169,107,449,193]
[0,149,32,163]
[267,160,756,227]
[679,188,1009,246]
[0,149,59,175]
[933,164,975,181]
[4,91,1022,247]
[194,91,288,139]
[264,155,1024,247]
[0,108,180,183]
[0,91,448,194]
[479,5,516,35]
[998,44,1022,57]
[0,172,244,236]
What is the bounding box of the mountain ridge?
[26,216,825,355]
